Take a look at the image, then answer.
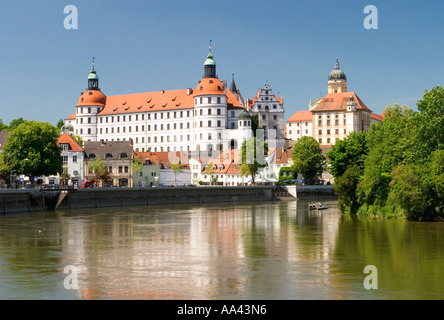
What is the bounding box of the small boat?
[316,202,329,210]
[308,202,329,210]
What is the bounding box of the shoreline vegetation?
[327,85,444,222]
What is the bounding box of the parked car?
[81,181,95,189]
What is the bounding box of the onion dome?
[77,90,106,106]
[61,122,74,133]
[194,77,224,96]
[238,110,251,120]
[328,58,347,81]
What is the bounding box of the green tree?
[291,136,325,181]
[327,131,368,179]
[240,137,268,184]
[56,119,65,130]
[0,121,62,179]
[204,162,218,185]
[171,162,184,186]
[89,156,110,186]
[8,118,25,131]
[250,114,259,137]
[71,135,84,147]
[356,104,416,208]
[334,165,363,214]
[0,119,8,131]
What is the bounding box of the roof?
[68,83,245,120]
[371,112,384,122]
[98,89,194,115]
[57,133,84,152]
[268,147,292,165]
[311,92,371,112]
[246,89,284,110]
[77,90,106,107]
[287,110,313,122]
[194,77,225,97]
[83,140,133,160]
[136,151,190,169]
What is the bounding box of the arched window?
[105,153,113,159]
[120,153,128,159]
[89,153,96,160]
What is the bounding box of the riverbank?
[0,186,274,214]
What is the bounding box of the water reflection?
[1,201,444,299]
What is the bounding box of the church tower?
[87,57,100,91]
[203,42,217,78]
[328,58,348,93]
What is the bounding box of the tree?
[334,165,363,214]
[250,114,259,137]
[56,119,65,130]
[8,118,25,131]
[89,156,110,186]
[204,162,218,185]
[71,135,84,147]
[291,136,325,182]
[327,131,368,179]
[0,121,62,179]
[132,156,143,186]
[171,162,184,186]
[240,137,268,184]
[0,119,8,131]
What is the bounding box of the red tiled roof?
[77,90,106,106]
[287,110,313,122]
[66,113,76,120]
[371,112,384,122]
[311,92,370,112]
[66,86,245,119]
[136,151,189,169]
[57,133,84,152]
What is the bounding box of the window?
[208,120,211,127]
[120,153,128,159]
[217,97,221,103]
[273,115,277,120]
[62,155,68,164]
[335,129,339,134]
[262,115,266,120]
[118,166,123,173]
[318,130,322,135]
[208,109,211,115]
[124,166,129,173]
[217,120,221,127]
[73,155,77,163]
[200,109,203,115]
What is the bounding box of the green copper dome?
[328,58,346,81]
[88,68,99,80]
[204,51,216,66]
[238,110,251,120]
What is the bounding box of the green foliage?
[8,118,25,131]
[327,131,367,179]
[240,137,268,183]
[56,119,65,130]
[71,135,84,147]
[204,162,218,185]
[336,86,444,220]
[278,167,297,185]
[334,165,363,214]
[0,120,62,177]
[291,136,325,181]
[132,156,143,174]
[171,162,184,185]
[250,114,259,137]
[89,156,110,185]
[0,119,8,131]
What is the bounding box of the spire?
[87,57,99,90]
[335,57,340,69]
[229,73,238,93]
[203,41,216,78]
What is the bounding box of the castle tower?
[328,58,348,93]
[75,58,106,142]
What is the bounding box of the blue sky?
[0,0,442,125]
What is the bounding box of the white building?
[57,131,85,187]
[286,111,313,141]
[65,47,252,156]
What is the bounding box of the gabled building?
[247,83,285,147]
[57,132,85,187]
[83,140,134,187]
[286,111,313,141]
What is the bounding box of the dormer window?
[120,153,128,159]
[105,153,113,159]
[89,153,96,160]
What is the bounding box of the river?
[1,200,444,300]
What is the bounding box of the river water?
[1,200,444,300]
